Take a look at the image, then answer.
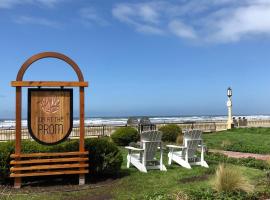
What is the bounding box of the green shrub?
[159,124,182,142]
[0,138,123,184]
[111,127,139,146]
[85,138,122,176]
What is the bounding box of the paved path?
[209,149,270,161]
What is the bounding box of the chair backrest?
[140,130,162,162]
[183,129,201,144]
[183,130,202,158]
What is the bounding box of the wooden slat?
[11,151,89,158]
[10,170,89,178]
[11,163,89,171]
[11,157,88,165]
[11,81,88,87]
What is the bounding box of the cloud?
[112,2,164,35]
[135,24,163,35]
[112,2,161,24]
[35,0,62,7]
[168,20,197,39]
[79,7,109,26]
[209,2,270,42]
[0,0,21,8]
[112,0,270,43]
[14,16,61,28]
[112,1,200,38]
[0,0,62,9]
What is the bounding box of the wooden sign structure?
[10,52,89,188]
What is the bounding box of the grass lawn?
[203,127,270,154]
[2,128,270,199]
[5,147,269,200]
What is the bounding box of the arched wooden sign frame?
[10,52,89,188]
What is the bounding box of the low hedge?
[0,138,123,184]
[159,124,182,142]
[111,127,139,146]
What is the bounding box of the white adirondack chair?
[167,130,209,169]
[125,130,167,173]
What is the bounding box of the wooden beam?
[10,170,89,178]
[11,157,88,165]
[79,87,85,152]
[79,86,86,185]
[16,52,85,82]
[11,163,88,171]
[14,86,22,188]
[11,81,88,87]
[11,151,89,158]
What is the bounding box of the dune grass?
[212,164,254,193]
[203,128,270,154]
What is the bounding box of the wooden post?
[14,86,22,189]
[79,87,85,185]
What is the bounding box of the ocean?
[1,115,270,129]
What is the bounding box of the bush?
[111,127,139,146]
[85,138,123,176]
[159,124,182,142]
[0,138,123,184]
[212,164,254,193]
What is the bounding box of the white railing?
[1,120,270,142]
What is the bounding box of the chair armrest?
[141,140,160,143]
[157,146,166,150]
[198,144,206,147]
[185,139,203,142]
[166,145,186,149]
[125,146,144,151]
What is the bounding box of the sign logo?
[40,97,60,114]
[28,89,73,145]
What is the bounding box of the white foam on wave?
[1,115,270,129]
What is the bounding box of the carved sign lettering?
[28,89,73,145]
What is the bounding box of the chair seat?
[130,153,158,162]
[171,151,183,157]
[171,151,198,160]
[130,153,140,160]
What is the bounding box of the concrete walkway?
[209,149,270,161]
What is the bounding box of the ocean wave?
[1,115,270,129]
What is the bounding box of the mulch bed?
[0,176,119,196]
[178,174,210,184]
[209,149,270,161]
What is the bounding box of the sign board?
[28,88,73,145]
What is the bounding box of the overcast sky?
[1,0,270,118]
